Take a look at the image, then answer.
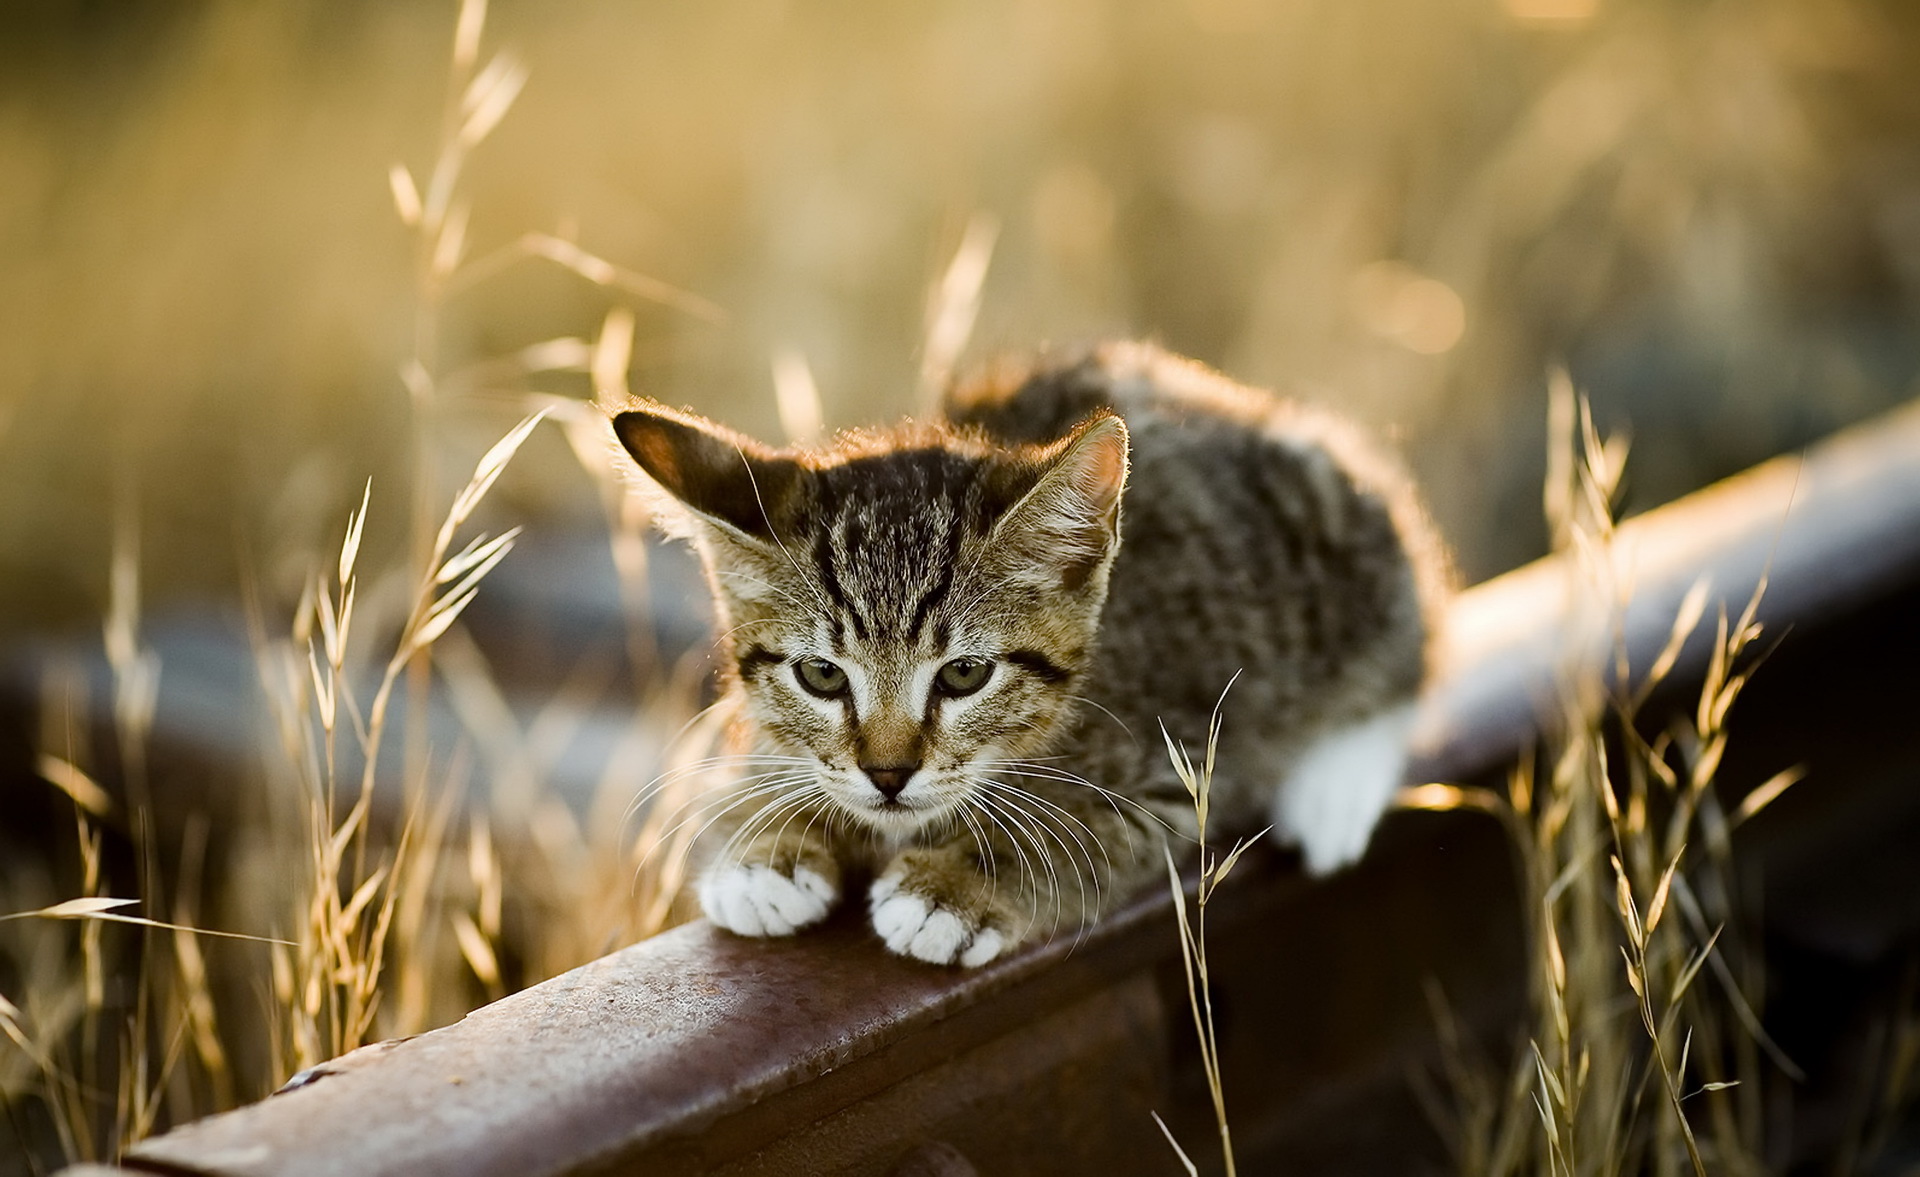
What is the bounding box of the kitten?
[613,342,1447,967]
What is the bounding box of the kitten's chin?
[848,797,951,837]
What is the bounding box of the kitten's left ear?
[993,412,1129,591]
[611,402,803,545]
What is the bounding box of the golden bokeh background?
[6,7,1920,1163]
[4,0,1918,631]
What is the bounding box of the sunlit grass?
[1409,374,1805,1176]
[0,2,714,1165]
[1154,674,1260,1177]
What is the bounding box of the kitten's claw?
[700,863,837,937]
[868,876,1010,967]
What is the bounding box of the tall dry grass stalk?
[1154,675,1260,1177]
[1407,373,1802,1176]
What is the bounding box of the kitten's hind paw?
[868,874,1011,967]
[700,863,838,937]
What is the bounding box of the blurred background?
[5,0,1920,1166]
[5,0,1920,632]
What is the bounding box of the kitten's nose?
[861,763,919,801]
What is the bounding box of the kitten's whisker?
[763,786,836,863]
[796,803,831,857]
[645,753,819,781]
[702,803,806,882]
[977,767,1137,841]
[625,761,819,822]
[979,758,1169,819]
[962,793,1050,943]
[971,772,1109,859]
[640,774,821,865]
[961,794,1036,906]
[973,774,1113,940]
[635,773,814,841]
[700,781,826,866]
[966,789,1046,894]
[983,760,1121,864]
[969,787,1072,942]
[974,777,1113,879]
[1065,694,1138,745]
[626,752,817,810]
[951,804,1003,913]
[712,790,825,872]
[633,778,813,885]
[639,788,812,877]
[626,753,817,803]
[972,760,1172,840]
[974,780,1103,925]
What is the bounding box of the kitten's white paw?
[1271,704,1417,875]
[700,863,837,937]
[867,876,1009,967]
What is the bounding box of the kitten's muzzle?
[860,763,919,801]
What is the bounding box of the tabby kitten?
[613,342,1446,967]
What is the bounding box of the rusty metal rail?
[70,396,1920,1176]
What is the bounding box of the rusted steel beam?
[85,396,1920,1177]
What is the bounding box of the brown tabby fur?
[613,341,1447,966]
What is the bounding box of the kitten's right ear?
[612,403,802,544]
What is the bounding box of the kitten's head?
[613,402,1128,834]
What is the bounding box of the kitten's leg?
[698,806,842,937]
[1269,702,1417,874]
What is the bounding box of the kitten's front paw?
[868,867,1013,968]
[700,862,838,937]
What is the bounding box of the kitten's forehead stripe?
[810,449,986,645]
[812,524,867,643]
[906,515,965,641]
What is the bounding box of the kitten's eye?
[935,657,993,697]
[794,658,849,698]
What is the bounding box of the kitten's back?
[946,342,1446,842]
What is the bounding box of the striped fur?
[613,342,1447,965]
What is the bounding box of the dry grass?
[1154,675,1261,1177]
[1836,970,1920,1173]
[1407,374,1807,1176]
[0,3,717,1166]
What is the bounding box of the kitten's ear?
[993,412,1129,591]
[612,403,802,544]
